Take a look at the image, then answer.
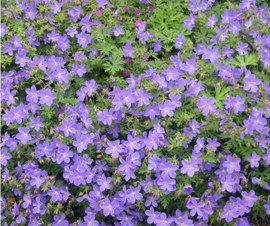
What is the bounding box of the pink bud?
[122,71,130,76]
[135,20,143,27]
[142,56,148,61]
[134,8,141,15]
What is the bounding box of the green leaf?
[215,85,230,109]
[230,54,259,67]
[103,52,125,75]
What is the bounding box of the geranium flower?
[180,159,199,177]
[152,39,162,52]
[39,88,56,106]
[97,174,111,191]
[197,95,217,115]
[175,32,185,49]
[145,207,160,224]
[241,190,258,207]
[123,40,136,58]
[223,156,241,173]
[1,148,12,166]
[16,127,31,144]
[207,14,218,27]
[247,152,261,168]
[113,24,125,37]
[52,213,69,226]
[155,212,174,226]
[1,23,8,37]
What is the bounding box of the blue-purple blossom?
[197,96,216,115]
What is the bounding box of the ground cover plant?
[1,0,270,225]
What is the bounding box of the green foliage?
[103,52,125,75]
[215,85,231,109]
[230,54,260,67]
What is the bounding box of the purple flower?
[202,46,220,63]
[159,161,179,178]
[184,13,196,30]
[222,45,234,58]
[3,42,15,56]
[113,24,125,37]
[56,146,74,164]
[76,32,92,48]
[52,68,69,84]
[194,137,205,153]
[175,33,185,49]
[11,34,23,49]
[16,127,31,144]
[155,213,174,226]
[145,207,160,224]
[163,66,179,81]
[241,190,258,207]
[96,0,109,9]
[52,213,69,226]
[169,93,182,108]
[134,8,141,16]
[68,6,83,22]
[223,156,241,173]
[243,73,261,92]
[227,95,245,113]
[80,14,92,33]
[206,137,220,152]
[247,152,261,168]
[65,27,78,37]
[127,186,143,204]
[97,108,117,126]
[105,140,125,158]
[229,21,242,35]
[237,199,250,216]
[183,58,199,75]
[97,174,111,191]
[236,42,249,55]
[25,7,38,20]
[264,201,270,215]
[71,64,87,77]
[263,150,270,166]
[57,35,70,51]
[207,14,218,27]
[100,198,116,216]
[30,176,45,189]
[39,88,56,106]
[197,96,216,116]
[32,197,46,214]
[83,79,98,97]
[181,159,199,177]
[22,193,32,209]
[159,100,176,117]
[48,186,63,202]
[145,195,158,207]
[157,174,176,192]
[134,88,153,106]
[186,198,205,217]
[220,204,239,222]
[59,120,76,137]
[183,184,193,194]
[1,23,8,37]
[15,52,30,67]
[50,1,63,14]
[152,39,162,52]
[123,40,136,58]
[1,148,12,166]
[144,103,160,120]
